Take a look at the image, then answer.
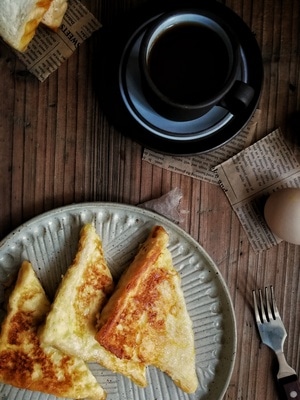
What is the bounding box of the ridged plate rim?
[0,202,237,400]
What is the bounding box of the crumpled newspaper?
[138,188,189,223]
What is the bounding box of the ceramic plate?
[0,203,236,400]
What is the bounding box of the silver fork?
[253,286,300,399]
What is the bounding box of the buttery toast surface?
[95,225,198,394]
[0,0,53,52]
[39,223,147,387]
[0,260,105,400]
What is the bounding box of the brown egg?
[264,188,300,245]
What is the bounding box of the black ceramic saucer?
[96,0,263,155]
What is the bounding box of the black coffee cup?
[139,10,255,121]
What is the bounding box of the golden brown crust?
[95,226,198,393]
[70,224,114,330]
[39,223,147,388]
[0,348,74,394]
[0,261,106,400]
[96,225,170,351]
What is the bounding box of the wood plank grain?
[0,0,299,399]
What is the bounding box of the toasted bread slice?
[95,225,198,393]
[0,260,106,400]
[0,0,53,52]
[39,223,147,387]
[42,0,68,30]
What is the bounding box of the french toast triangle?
[95,225,198,394]
[39,223,147,387]
[0,260,106,400]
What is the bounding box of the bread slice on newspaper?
[95,225,198,393]
[0,0,53,52]
[0,260,105,400]
[39,223,147,387]
[42,0,68,30]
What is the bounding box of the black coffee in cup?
[147,22,230,105]
[139,11,255,121]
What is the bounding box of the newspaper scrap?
[143,109,261,185]
[213,128,300,252]
[16,0,101,82]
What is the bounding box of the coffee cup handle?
[219,81,255,115]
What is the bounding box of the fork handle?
[278,374,300,399]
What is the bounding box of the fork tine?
[252,290,261,323]
[265,286,274,321]
[259,288,268,323]
[253,286,281,323]
[270,285,280,319]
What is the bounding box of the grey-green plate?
[0,202,236,400]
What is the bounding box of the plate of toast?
[0,202,236,400]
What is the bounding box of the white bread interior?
[0,0,53,52]
[42,0,68,30]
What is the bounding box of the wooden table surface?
[0,0,300,399]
